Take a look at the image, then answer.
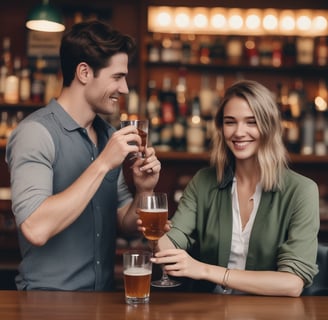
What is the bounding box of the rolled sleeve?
[6,121,55,226]
[277,180,320,286]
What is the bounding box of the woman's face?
[223,96,260,161]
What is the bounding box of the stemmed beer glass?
[137,192,181,288]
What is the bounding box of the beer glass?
[138,192,180,288]
[120,119,149,159]
[123,250,152,304]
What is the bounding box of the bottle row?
[147,33,328,68]
[117,71,328,155]
[0,37,62,105]
[0,111,24,141]
[1,84,328,157]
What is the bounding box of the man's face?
[84,53,129,115]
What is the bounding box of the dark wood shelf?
[146,61,328,74]
[0,101,44,110]
[1,142,328,164]
[155,150,328,164]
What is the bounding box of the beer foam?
[124,267,151,276]
[139,208,167,213]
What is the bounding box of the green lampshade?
[26,0,65,32]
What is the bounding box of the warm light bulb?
[313,15,328,32]
[297,15,312,31]
[175,12,190,28]
[211,13,226,29]
[280,14,295,31]
[228,14,243,30]
[246,14,261,30]
[174,7,191,29]
[314,96,327,111]
[157,11,172,27]
[193,13,208,29]
[263,14,278,31]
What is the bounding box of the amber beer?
[120,120,149,159]
[124,267,152,302]
[138,208,168,240]
[137,128,147,155]
[123,251,152,304]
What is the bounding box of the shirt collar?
[47,98,115,136]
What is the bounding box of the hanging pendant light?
[26,0,65,32]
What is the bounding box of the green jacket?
[167,166,320,292]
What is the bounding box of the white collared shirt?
[229,177,262,270]
[214,177,262,294]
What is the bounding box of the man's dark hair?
[60,20,136,87]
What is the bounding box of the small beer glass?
[123,250,152,304]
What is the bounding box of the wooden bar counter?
[0,290,327,320]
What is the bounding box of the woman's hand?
[150,248,205,280]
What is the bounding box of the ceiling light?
[26,0,65,32]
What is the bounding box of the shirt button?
[91,157,94,161]
[96,261,100,265]
[96,233,100,237]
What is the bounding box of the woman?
[150,80,319,297]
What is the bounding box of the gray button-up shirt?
[6,99,132,291]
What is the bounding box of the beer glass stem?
[150,240,158,256]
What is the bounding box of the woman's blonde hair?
[210,80,288,191]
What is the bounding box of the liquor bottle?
[282,37,296,66]
[300,103,315,155]
[245,37,259,66]
[213,75,225,110]
[272,38,282,67]
[119,93,128,122]
[284,107,301,154]
[146,80,161,147]
[325,111,328,153]
[296,37,314,65]
[226,36,243,65]
[146,80,160,118]
[198,35,211,64]
[187,96,205,153]
[147,34,161,63]
[199,73,215,149]
[0,37,12,101]
[288,78,306,119]
[5,111,23,139]
[210,36,226,65]
[316,37,328,67]
[1,37,12,73]
[173,69,188,151]
[161,35,181,63]
[4,56,20,104]
[258,37,273,66]
[0,65,6,101]
[181,38,192,64]
[127,87,139,120]
[0,111,8,140]
[199,73,214,118]
[159,77,177,149]
[19,67,31,102]
[31,58,45,103]
[314,110,327,156]
[278,83,300,153]
[160,77,177,125]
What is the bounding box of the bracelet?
[222,268,230,288]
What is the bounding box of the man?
[6,21,161,291]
